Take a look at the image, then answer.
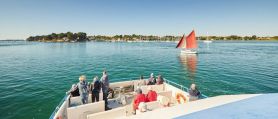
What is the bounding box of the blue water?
[0,40,278,119]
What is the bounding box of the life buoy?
[176,93,186,104]
[56,115,62,119]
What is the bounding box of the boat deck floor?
[107,93,135,109]
[124,94,269,119]
[175,93,278,119]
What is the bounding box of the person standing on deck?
[100,70,110,110]
[90,76,101,103]
[78,75,89,104]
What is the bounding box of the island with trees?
[26,32,88,42]
[26,32,278,42]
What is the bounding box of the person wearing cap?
[90,76,101,103]
[146,86,157,102]
[147,73,156,85]
[100,70,110,110]
[156,75,164,85]
[78,75,89,104]
[133,88,146,113]
[189,83,200,101]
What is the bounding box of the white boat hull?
[180,49,197,54]
[203,40,212,43]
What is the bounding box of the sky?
[0,0,278,39]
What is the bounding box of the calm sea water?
[0,40,278,119]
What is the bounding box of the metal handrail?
[112,77,208,98]
[164,78,208,99]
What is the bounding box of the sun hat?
[150,73,154,77]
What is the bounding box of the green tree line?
[26,32,88,42]
[27,32,278,42]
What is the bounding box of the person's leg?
[81,96,85,104]
[82,95,88,104]
[133,103,136,115]
[85,95,88,104]
[103,92,108,106]
[95,92,99,102]
[92,93,96,103]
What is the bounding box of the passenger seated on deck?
[189,83,200,101]
[78,75,89,104]
[90,76,101,103]
[147,73,156,85]
[133,88,146,114]
[156,75,164,85]
[146,86,157,102]
[67,84,80,97]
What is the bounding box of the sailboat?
[176,30,198,54]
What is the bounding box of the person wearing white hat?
[147,73,156,85]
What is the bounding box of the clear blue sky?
[0,0,278,39]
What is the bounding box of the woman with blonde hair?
[78,75,89,104]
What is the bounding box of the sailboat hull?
[180,49,197,54]
[203,40,212,43]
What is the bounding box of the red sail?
[186,30,197,49]
[176,35,186,48]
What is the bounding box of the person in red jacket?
[146,86,157,102]
[133,88,146,113]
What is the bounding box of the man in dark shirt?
[90,76,101,102]
[189,83,200,101]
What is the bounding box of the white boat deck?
[124,93,278,119]
[50,79,278,119]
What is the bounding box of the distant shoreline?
[23,39,278,43]
[25,32,278,42]
[0,39,25,41]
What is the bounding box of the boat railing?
[164,78,208,99]
[49,76,208,119]
[111,77,208,98]
[49,94,69,119]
